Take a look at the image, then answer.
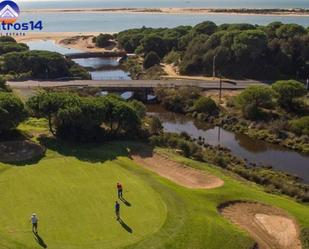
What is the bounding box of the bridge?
[8,79,268,90]
[64,51,127,59]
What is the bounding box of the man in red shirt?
[117,182,123,198]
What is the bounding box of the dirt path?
[219,201,302,249]
[131,152,224,189]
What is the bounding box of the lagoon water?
[17,0,309,32]
[19,0,309,9]
[26,40,131,80]
[148,106,309,183]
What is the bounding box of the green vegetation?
[0,134,308,248]
[0,37,90,80]
[163,50,181,65]
[0,36,17,43]
[150,132,309,201]
[155,83,308,153]
[93,33,114,47]
[0,87,308,248]
[117,22,309,79]
[124,56,165,80]
[272,80,307,110]
[27,92,143,141]
[155,87,200,113]
[236,85,274,120]
[290,116,309,136]
[191,96,218,116]
[0,141,166,249]
[0,42,28,55]
[143,51,160,69]
[1,50,90,80]
[0,92,26,134]
[0,75,8,91]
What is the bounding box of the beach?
[21,7,309,17]
[16,32,117,52]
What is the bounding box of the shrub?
[148,116,163,135]
[1,50,88,80]
[192,96,218,116]
[129,100,146,118]
[0,92,26,133]
[0,75,7,91]
[164,50,181,65]
[0,42,28,55]
[94,33,114,47]
[27,92,142,141]
[236,86,274,120]
[0,36,16,43]
[143,51,160,69]
[289,116,309,136]
[272,80,307,109]
[301,228,309,249]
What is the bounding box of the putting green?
[0,156,166,249]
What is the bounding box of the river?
[26,40,131,80]
[148,105,309,183]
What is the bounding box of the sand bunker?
[219,201,301,249]
[131,152,224,189]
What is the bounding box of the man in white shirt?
[30,213,39,234]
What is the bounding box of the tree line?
[0,36,90,80]
[116,21,309,79]
[0,88,149,142]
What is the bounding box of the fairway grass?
[0,147,166,249]
[0,140,308,249]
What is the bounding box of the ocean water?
[15,1,309,32]
[19,11,309,32]
[19,0,309,9]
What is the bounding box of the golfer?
[117,182,123,198]
[115,201,120,220]
[30,213,39,233]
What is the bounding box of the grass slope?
[0,139,308,249]
[0,144,166,249]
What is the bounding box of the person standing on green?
[117,182,123,199]
[115,201,120,220]
[30,213,39,234]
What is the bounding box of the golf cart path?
[219,201,302,249]
[131,152,224,189]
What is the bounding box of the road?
[8,79,268,90]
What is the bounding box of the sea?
[16,0,309,32]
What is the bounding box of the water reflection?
[26,40,131,81]
[148,105,309,183]
[90,70,131,80]
[72,57,119,69]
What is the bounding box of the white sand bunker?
[220,202,301,249]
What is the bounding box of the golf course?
[0,120,308,249]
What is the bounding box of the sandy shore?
[15,32,117,52]
[21,7,309,17]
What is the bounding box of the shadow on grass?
[118,218,133,233]
[38,136,153,164]
[128,144,155,159]
[0,140,46,166]
[120,196,132,207]
[33,232,47,248]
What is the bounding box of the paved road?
[8,79,268,90]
